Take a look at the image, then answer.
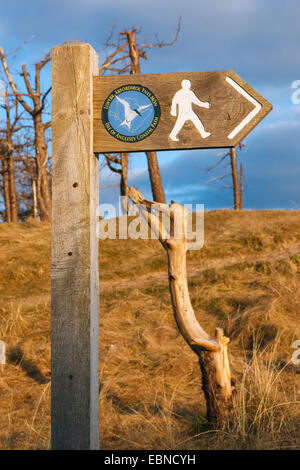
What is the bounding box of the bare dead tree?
[239,161,243,209]
[128,186,236,425]
[0,90,27,222]
[0,139,10,222]
[103,153,129,197]
[122,28,167,203]
[0,46,52,221]
[103,152,130,213]
[230,147,241,210]
[99,22,181,204]
[0,96,18,222]
[204,143,245,210]
[16,131,40,220]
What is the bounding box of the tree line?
[0,24,244,223]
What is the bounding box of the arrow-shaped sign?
[93,70,272,153]
[225,76,262,140]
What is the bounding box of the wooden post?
[51,42,99,450]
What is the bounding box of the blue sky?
[1,0,300,210]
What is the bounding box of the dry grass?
[0,210,299,449]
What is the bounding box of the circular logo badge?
[102,84,160,143]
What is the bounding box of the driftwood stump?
[128,187,235,425]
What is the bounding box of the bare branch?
[7,35,35,57]
[138,16,181,50]
[108,54,130,66]
[104,153,122,165]
[100,54,131,72]
[127,186,223,355]
[99,41,128,74]
[201,154,229,172]
[104,153,122,174]
[21,63,35,97]
[104,65,131,73]
[35,51,51,99]
[0,46,33,115]
[99,184,121,189]
[36,51,51,70]
[104,24,117,46]
[40,87,52,113]
[128,186,167,245]
[3,92,34,98]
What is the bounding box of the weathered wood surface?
[51,42,99,450]
[127,187,234,424]
[93,70,272,153]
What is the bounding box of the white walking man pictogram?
[169,79,211,141]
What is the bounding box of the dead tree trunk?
[120,153,129,198]
[5,110,18,223]
[239,162,243,209]
[32,178,38,220]
[146,151,166,203]
[0,153,11,222]
[230,148,241,210]
[0,94,20,222]
[128,187,235,425]
[124,29,166,203]
[0,47,52,221]
[7,147,18,222]
[34,113,52,221]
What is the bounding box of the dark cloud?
[99,120,300,210]
[1,0,299,88]
[1,0,299,211]
[157,121,300,210]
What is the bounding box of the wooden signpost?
[51,41,272,450]
[51,42,99,450]
[93,71,272,152]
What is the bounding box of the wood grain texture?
[51,42,99,450]
[127,187,234,424]
[93,70,272,153]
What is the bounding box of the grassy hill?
[0,210,299,449]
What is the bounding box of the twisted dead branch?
[128,186,235,424]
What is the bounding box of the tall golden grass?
[0,210,299,449]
